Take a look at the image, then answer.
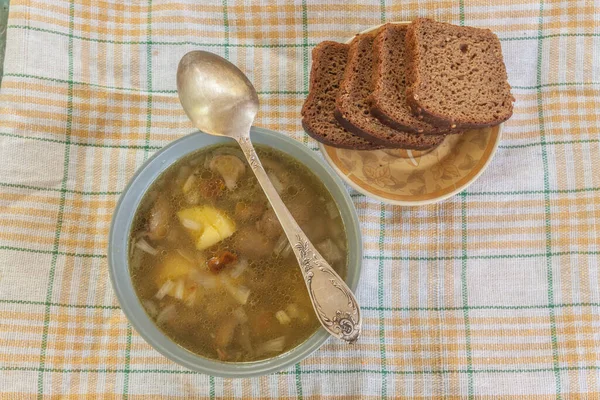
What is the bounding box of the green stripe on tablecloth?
[3,130,600,153]
[0,180,122,195]
[536,1,562,397]
[461,192,474,398]
[3,298,600,313]
[1,245,598,262]
[222,0,229,59]
[0,0,8,87]
[0,131,163,150]
[459,10,472,396]
[500,139,600,149]
[500,33,600,41]
[378,6,388,396]
[6,24,320,47]
[123,324,132,399]
[378,203,388,398]
[143,0,153,163]
[4,71,597,94]
[0,298,120,309]
[0,246,107,258]
[295,363,303,399]
[1,243,597,262]
[301,0,309,146]
[512,81,600,89]
[5,365,600,376]
[1,71,312,94]
[36,0,75,397]
[2,72,176,93]
[365,251,600,261]
[8,24,599,47]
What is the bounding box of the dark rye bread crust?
[335,33,446,150]
[405,18,514,128]
[301,42,383,150]
[369,24,454,135]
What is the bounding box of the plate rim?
[317,21,504,206]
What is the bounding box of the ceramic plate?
[317,22,503,205]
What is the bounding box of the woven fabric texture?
[0,0,599,398]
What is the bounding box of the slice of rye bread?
[405,18,514,128]
[369,24,454,135]
[335,32,447,150]
[301,41,383,150]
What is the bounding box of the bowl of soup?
[108,126,362,378]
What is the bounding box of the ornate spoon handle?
[236,135,361,343]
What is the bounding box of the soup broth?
[129,145,347,362]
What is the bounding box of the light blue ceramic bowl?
[108,127,362,378]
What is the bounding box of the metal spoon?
[177,51,361,344]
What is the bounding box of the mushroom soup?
[129,145,347,362]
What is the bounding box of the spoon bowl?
[177,51,259,138]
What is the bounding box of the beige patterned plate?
[317,22,503,206]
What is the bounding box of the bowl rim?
[108,126,363,378]
[317,21,503,206]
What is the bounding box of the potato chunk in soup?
[129,145,347,362]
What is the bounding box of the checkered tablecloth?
[0,0,599,398]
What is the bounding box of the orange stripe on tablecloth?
[392,342,554,352]
[0,218,57,232]
[553,194,600,211]
[386,315,552,327]
[554,141,600,190]
[555,261,594,305]
[0,354,43,363]
[388,355,553,368]
[151,1,223,13]
[555,313,600,325]
[0,232,56,246]
[25,0,171,14]
[42,356,126,368]
[0,121,68,136]
[0,95,69,109]
[44,340,126,352]
[7,12,130,36]
[0,207,58,220]
[0,194,60,207]
[456,10,539,20]
[151,28,225,38]
[0,81,70,96]
[0,324,44,335]
[0,310,47,320]
[53,260,111,308]
[47,312,125,326]
[63,197,117,209]
[57,239,108,252]
[360,212,549,225]
[57,223,110,237]
[151,15,235,25]
[74,10,146,27]
[0,339,43,348]
[9,12,228,38]
[0,99,183,116]
[363,239,546,252]
[60,211,113,224]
